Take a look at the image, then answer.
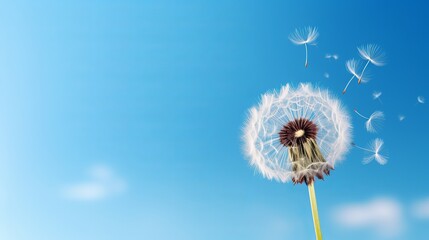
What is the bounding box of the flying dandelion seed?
[373,91,383,104]
[354,109,384,133]
[398,115,405,121]
[352,139,388,165]
[243,83,352,240]
[373,91,382,100]
[324,72,330,79]
[343,59,369,94]
[343,59,358,94]
[417,96,425,104]
[289,27,319,68]
[357,44,385,84]
[325,54,339,60]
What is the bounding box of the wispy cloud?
[333,197,404,238]
[242,206,296,240]
[412,197,429,219]
[62,165,126,201]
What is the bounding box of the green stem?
[308,182,323,240]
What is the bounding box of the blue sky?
[0,1,428,239]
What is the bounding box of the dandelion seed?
[343,59,369,94]
[324,72,330,79]
[373,91,382,100]
[398,115,405,121]
[325,54,339,60]
[243,83,352,240]
[373,91,383,104]
[289,27,319,68]
[357,44,385,84]
[418,96,425,104]
[352,139,388,165]
[354,109,384,133]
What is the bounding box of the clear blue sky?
[0,1,428,240]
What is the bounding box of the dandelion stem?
[305,43,309,68]
[353,109,369,120]
[358,60,370,84]
[342,75,355,94]
[308,182,323,240]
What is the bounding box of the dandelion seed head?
[243,83,352,184]
[289,27,319,45]
[279,118,318,147]
[358,44,386,66]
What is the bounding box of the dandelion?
[343,59,369,94]
[243,83,352,240]
[398,115,405,121]
[354,109,384,133]
[417,96,425,104]
[357,44,385,84]
[289,27,319,68]
[352,139,388,165]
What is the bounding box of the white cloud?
[412,198,429,219]
[333,197,404,238]
[62,165,126,201]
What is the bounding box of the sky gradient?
[0,1,428,239]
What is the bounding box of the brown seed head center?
[279,118,318,147]
[294,129,305,138]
